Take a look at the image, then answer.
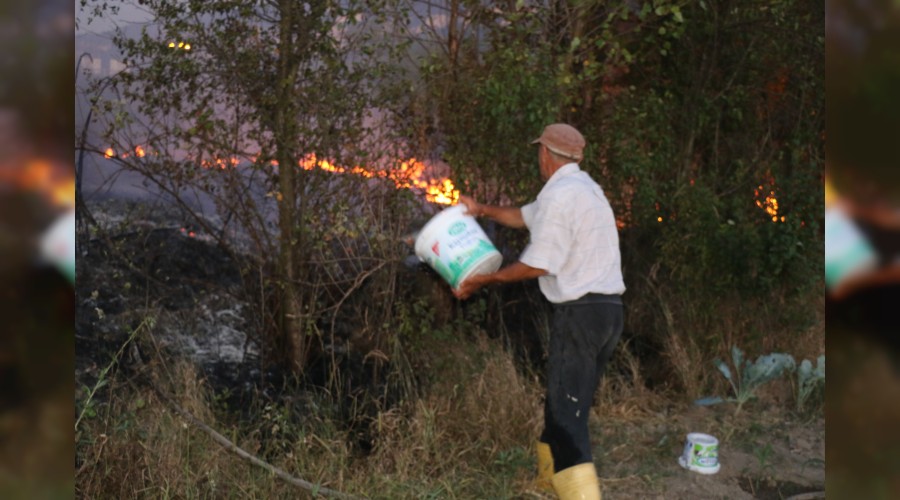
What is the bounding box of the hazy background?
[0,0,74,497]
[827,0,900,497]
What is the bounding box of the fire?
[107,146,460,205]
[754,184,785,223]
[297,153,458,204]
[51,178,76,207]
[0,159,75,208]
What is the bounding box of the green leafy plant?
[795,355,825,412]
[713,346,796,413]
[754,442,775,474]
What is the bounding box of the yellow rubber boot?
[551,463,601,500]
[535,441,554,493]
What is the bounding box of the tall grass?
[76,329,543,499]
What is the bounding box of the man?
[454,123,625,500]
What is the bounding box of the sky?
[76,0,154,36]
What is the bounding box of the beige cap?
[531,123,585,161]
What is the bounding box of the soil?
[76,198,826,499]
[594,403,824,499]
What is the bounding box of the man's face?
[537,145,550,183]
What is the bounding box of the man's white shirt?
[520,163,626,303]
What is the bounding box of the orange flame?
[111,146,460,205]
[297,153,458,204]
[0,160,75,208]
[754,184,784,222]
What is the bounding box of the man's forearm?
[455,261,547,299]
[478,261,547,286]
[480,205,525,229]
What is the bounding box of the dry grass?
[361,338,543,497]
[76,335,544,499]
[595,344,668,421]
[76,362,282,499]
[75,286,825,499]
[663,330,708,401]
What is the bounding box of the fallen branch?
[152,386,366,500]
[784,493,825,500]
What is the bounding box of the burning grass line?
[148,384,365,500]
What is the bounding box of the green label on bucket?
[691,443,718,467]
[425,239,496,289]
[447,242,495,288]
[448,221,466,236]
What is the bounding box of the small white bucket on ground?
[678,432,720,474]
[414,204,502,290]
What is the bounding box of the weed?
[712,346,796,414]
[795,355,825,413]
[753,442,775,475]
[75,316,154,432]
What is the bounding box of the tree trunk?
[275,0,306,373]
[448,0,460,71]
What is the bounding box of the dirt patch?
[737,477,820,499]
[593,401,824,499]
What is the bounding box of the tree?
[398,0,823,387]
[81,0,408,373]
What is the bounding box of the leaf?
[745,353,795,387]
[714,358,732,380]
[570,37,581,51]
[639,3,651,20]
[731,346,744,373]
[798,359,813,385]
[694,396,724,406]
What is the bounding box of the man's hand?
[453,274,485,300]
[457,195,482,217]
[458,195,527,229]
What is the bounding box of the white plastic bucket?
[40,209,75,284]
[414,204,502,290]
[825,206,878,290]
[678,432,720,474]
